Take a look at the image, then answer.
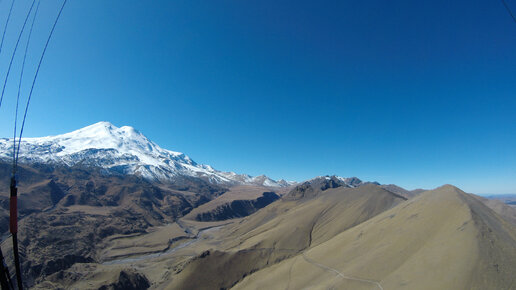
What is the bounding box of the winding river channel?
[102,225,223,265]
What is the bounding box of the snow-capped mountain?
[0,122,295,187]
[304,175,366,188]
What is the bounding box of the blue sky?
[0,0,515,194]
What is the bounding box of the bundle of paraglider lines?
[0,1,67,289]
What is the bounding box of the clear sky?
[0,0,515,194]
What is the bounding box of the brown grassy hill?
[166,183,406,289]
[233,185,516,290]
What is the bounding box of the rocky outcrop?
[195,192,280,221]
[98,270,150,290]
[285,176,349,200]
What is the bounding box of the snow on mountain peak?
[304,175,364,188]
[0,122,292,187]
[64,121,119,139]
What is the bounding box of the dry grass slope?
[166,184,406,289]
[233,185,516,290]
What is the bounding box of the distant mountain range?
[0,122,413,192]
[485,194,516,206]
[0,122,514,289]
[0,122,295,187]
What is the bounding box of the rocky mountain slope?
[184,187,282,222]
[0,161,226,287]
